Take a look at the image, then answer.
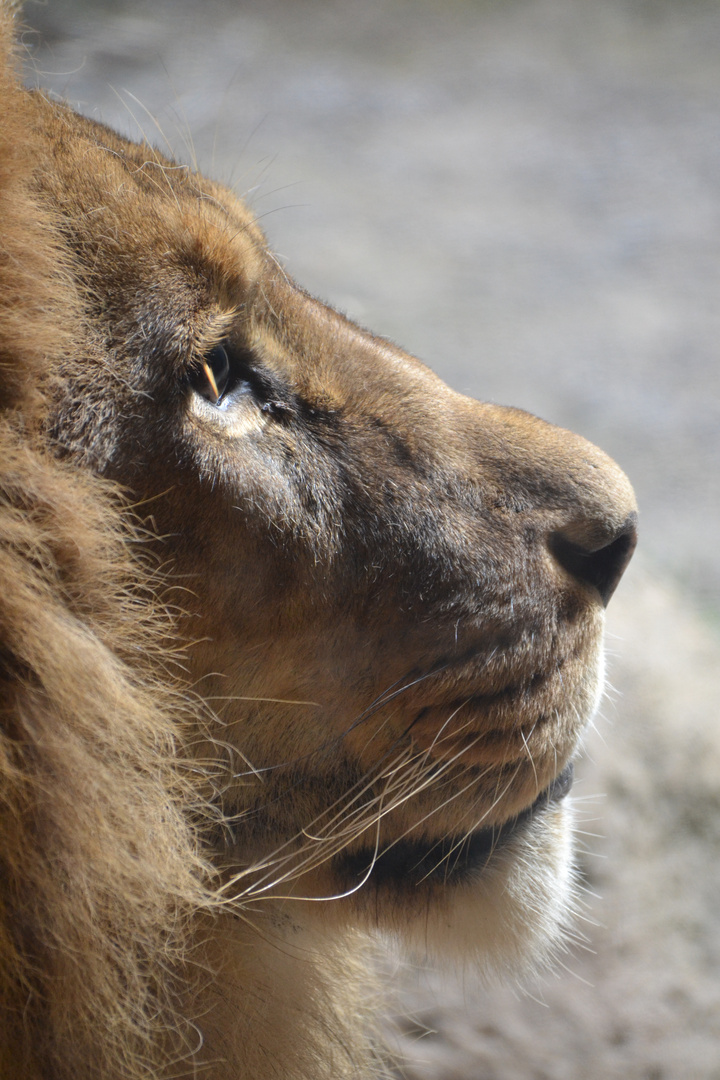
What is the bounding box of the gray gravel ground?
[19,1,720,1076]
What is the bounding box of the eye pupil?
[194,343,230,404]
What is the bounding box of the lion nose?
[455,401,638,603]
[473,404,638,605]
[549,515,637,606]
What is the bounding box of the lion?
[0,8,636,1080]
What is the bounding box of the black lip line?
[336,761,575,888]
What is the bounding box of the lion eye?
[192,343,231,405]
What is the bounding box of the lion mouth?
[336,762,574,889]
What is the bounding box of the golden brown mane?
[0,15,211,1078]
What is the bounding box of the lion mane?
[0,9,636,1080]
[0,17,212,1080]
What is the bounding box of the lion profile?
[0,8,636,1079]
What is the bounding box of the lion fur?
[0,7,638,1078]
[0,14,211,1078]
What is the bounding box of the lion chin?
[0,7,636,1080]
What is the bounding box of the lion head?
[0,10,636,1079]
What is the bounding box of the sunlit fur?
[0,9,636,1079]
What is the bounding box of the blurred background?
[22,1,720,1077]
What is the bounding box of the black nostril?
[549,516,637,607]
